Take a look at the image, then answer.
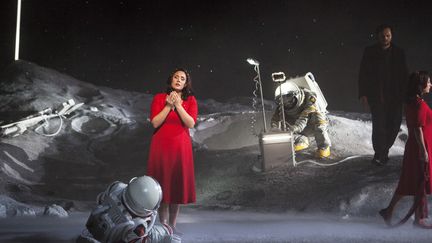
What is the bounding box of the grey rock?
[43,204,69,218]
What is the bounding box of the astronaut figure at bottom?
[77,176,180,243]
[271,82,331,158]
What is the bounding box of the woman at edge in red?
[147,68,197,231]
[379,71,432,227]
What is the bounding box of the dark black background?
[1,0,432,111]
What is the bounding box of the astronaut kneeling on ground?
[77,176,180,243]
[271,81,331,159]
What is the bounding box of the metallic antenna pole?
[247,58,267,132]
[256,65,267,132]
[15,0,22,61]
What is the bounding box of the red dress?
[396,97,432,195]
[147,93,197,204]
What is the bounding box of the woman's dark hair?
[165,68,194,100]
[405,71,430,104]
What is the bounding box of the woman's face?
[170,71,187,92]
[423,78,431,94]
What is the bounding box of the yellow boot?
[294,143,309,152]
[317,147,330,158]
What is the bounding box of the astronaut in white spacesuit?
[77,176,180,243]
[271,81,331,158]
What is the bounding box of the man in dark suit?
[358,24,409,165]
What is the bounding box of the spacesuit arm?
[147,223,180,243]
[270,107,282,129]
[96,181,123,204]
[290,105,317,133]
[121,219,178,243]
[118,218,150,243]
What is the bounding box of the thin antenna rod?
[255,65,267,132]
[15,0,22,61]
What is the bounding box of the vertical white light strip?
[14,0,22,61]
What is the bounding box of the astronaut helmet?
[275,81,304,111]
[122,176,162,217]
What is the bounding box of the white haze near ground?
[0,61,431,242]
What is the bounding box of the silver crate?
[259,132,295,171]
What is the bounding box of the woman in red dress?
[379,71,432,227]
[147,68,197,231]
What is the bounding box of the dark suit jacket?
[358,43,408,103]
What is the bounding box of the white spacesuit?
[271,81,331,158]
[77,176,180,243]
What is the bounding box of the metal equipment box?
[259,132,295,171]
